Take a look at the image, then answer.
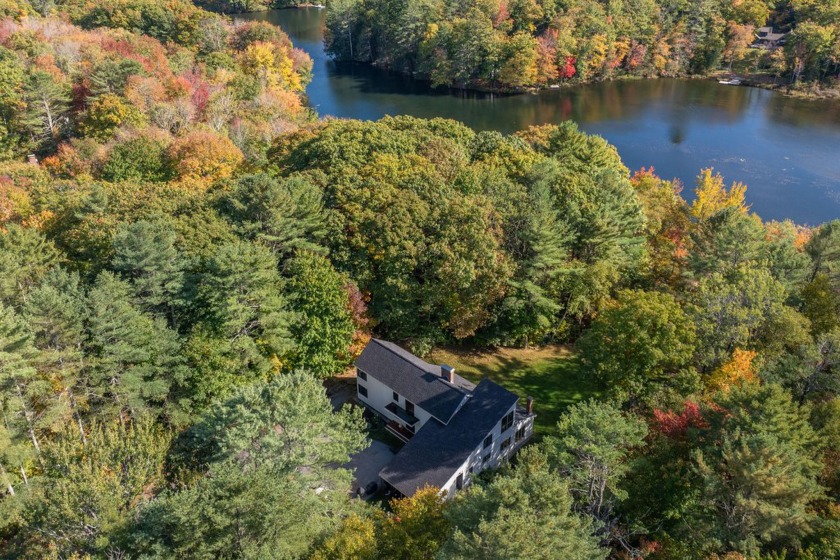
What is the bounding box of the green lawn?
[428,345,600,439]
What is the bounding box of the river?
[240,8,840,225]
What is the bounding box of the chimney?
[526,396,534,415]
[441,364,455,384]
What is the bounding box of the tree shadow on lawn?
[431,346,601,439]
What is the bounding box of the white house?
[354,339,536,498]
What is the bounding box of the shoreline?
[236,6,839,101]
[710,70,840,100]
[334,60,840,101]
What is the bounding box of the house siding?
[357,368,434,429]
[439,403,530,498]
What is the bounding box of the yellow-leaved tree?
[168,129,244,185]
[691,168,749,220]
[310,513,377,560]
[242,41,303,93]
[707,348,758,393]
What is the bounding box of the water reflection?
[239,8,840,225]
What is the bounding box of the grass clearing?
[428,345,600,439]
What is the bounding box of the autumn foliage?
[168,130,244,184]
[691,168,749,220]
[707,348,759,393]
[652,400,708,440]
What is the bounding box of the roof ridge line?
[372,338,436,371]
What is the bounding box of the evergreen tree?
[111,220,185,325]
[181,370,366,473]
[0,224,59,307]
[222,173,327,256]
[687,384,824,556]
[543,400,648,542]
[764,220,810,292]
[494,178,572,345]
[688,206,766,280]
[19,417,170,558]
[23,70,70,150]
[806,220,840,283]
[135,372,366,559]
[762,328,840,404]
[196,240,294,375]
[0,304,45,470]
[24,268,89,444]
[801,273,840,335]
[441,448,606,560]
[134,460,347,560]
[690,266,788,370]
[85,272,184,423]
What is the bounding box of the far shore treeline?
[1,0,840,558]
[323,0,839,93]
[191,0,840,95]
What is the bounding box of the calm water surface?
[242,8,840,225]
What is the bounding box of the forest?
[1,0,840,558]
[324,0,840,91]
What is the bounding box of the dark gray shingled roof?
[379,379,519,497]
[354,339,474,423]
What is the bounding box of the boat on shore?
[719,77,743,85]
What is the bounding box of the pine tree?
[762,328,840,404]
[222,173,327,256]
[543,400,648,542]
[806,220,840,283]
[688,384,824,556]
[85,272,184,422]
[197,240,295,374]
[801,273,840,335]
[23,70,70,150]
[690,266,787,370]
[184,370,366,473]
[111,220,185,326]
[496,178,572,346]
[0,224,59,307]
[134,372,366,559]
[0,304,47,469]
[24,268,89,444]
[22,417,170,557]
[441,447,606,560]
[688,206,767,280]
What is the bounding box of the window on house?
[483,434,492,449]
[358,370,367,381]
[392,391,399,402]
[358,385,368,398]
[456,473,463,490]
[482,453,490,464]
[501,411,514,432]
[405,401,415,415]
[515,425,526,442]
[501,437,511,452]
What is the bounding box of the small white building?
[354,339,536,498]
